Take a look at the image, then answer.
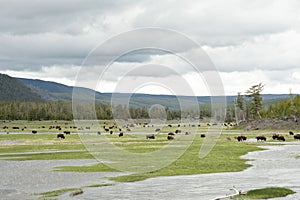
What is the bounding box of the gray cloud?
[0,0,300,95]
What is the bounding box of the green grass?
[36,187,79,198]
[55,134,263,182]
[36,183,114,199]
[109,136,262,182]
[235,187,295,199]
[0,123,289,183]
[87,183,114,187]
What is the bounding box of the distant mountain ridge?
[16,77,297,109]
[0,74,44,102]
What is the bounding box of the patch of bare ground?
[238,118,300,131]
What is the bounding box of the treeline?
[261,95,300,118]
[0,102,211,121]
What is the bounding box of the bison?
[64,131,71,135]
[175,130,181,134]
[200,134,206,138]
[168,132,175,135]
[119,132,124,137]
[272,134,280,140]
[294,134,300,140]
[256,135,266,142]
[237,135,247,142]
[277,135,285,141]
[155,128,161,132]
[289,131,294,135]
[167,135,175,140]
[146,134,155,139]
[57,133,65,139]
[32,130,37,134]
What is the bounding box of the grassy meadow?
[0,120,297,182]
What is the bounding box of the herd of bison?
[2,122,300,142]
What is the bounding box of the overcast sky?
[1,0,300,96]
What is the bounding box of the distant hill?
[0,74,43,102]
[16,76,297,109]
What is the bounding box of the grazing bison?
[256,135,266,142]
[32,130,37,134]
[168,132,175,136]
[289,131,294,135]
[146,134,155,139]
[57,133,65,139]
[104,128,109,132]
[64,131,71,135]
[185,132,190,135]
[294,134,300,140]
[167,135,175,140]
[168,124,172,127]
[97,131,101,135]
[200,134,206,138]
[155,128,161,132]
[277,135,285,141]
[175,130,181,134]
[272,134,280,140]
[12,126,19,129]
[119,132,124,137]
[110,131,113,135]
[237,135,247,142]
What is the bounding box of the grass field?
[2,120,299,199]
[0,120,298,182]
[0,131,271,182]
[234,187,295,199]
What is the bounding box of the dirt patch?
[238,118,300,131]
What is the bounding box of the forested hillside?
[262,95,300,118]
[0,74,43,102]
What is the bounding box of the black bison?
[119,132,124,137]
[146,134,155,139]
[167,135,175,140]
[168,124,172,127]
[97,131,101,135]
[64,131,71,135]
[32,130,37,134]
[277,135,285,141]
[155,128,161,132]
[200,134,206,138]
[237,135,247,142]
[256,135,266,141]
[185,132,190,135]
[57,133,65,139]
[272,134,280,140]
[104,128,109,132]
[289,131,294,135]
[294,134,300,140]
[12,126,19,129]
[175,130,181,134]
[110,131,113,135]
[168,132,175,136]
